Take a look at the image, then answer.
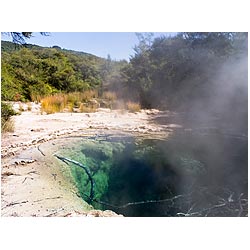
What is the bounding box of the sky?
[1,32,175,61]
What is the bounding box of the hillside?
[1,40,126,102]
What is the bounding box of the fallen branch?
[45,207,65,217]
[22,176,34,183]
[37,144,45,156]
[91,194,185,209]
[27,170,39,175]
[33,196,62,203]
[2,200,28,209]
[54,154,94,202]
[2,171,20,177]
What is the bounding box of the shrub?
[126,101,141,113]
[1,102,16,132]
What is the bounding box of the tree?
[122,33,155,107]
[3,32,49,44]
[122,32,248,112]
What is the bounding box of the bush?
[1,102,16,132]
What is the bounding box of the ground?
[1,102,179,217]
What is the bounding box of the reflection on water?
[56,131,248,217]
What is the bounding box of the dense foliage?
[122,32,248,111]
[1,41,126,102]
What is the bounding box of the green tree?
[122,33,154,107]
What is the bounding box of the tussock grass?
[1,118,14,133]
[1,102,16,133]
[66,90,98,107]
[126,101,141,113]
[81,90,98,102]
[27,102,32,111]
[19,103,25,112]
[30,94,43,103]
[41,94,66,114]
[79,103,97,113]
[103,91,117,102]
[41,91,99,114]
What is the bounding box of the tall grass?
[1,118,14,132]
[40,91,99,114]
[1,102,16,133]
[41,94,66,114]
[126,101,141,113]
[103,91,117,102]
[66,90,98,106]
[79,103,97,113]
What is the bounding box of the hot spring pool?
[54,132,247,217]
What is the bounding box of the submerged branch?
[54,154,247,216]
[54,154,94,202]
[91,194,186,209]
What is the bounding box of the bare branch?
[54,154,95,202]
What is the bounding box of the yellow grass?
[27,102,32,111]
[126,101,141,113]
[1,118,14,133]
[79,103,96,113]
[81,90,98,102]
[31,94,43,103]
[40,91,99,114]
[41,94,66,114]
[103,91,117,102]
[66,90,98,106]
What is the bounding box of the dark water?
[57,131,248,217]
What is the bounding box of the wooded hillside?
[1,40,127,102]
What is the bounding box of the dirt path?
[1,104,179,217]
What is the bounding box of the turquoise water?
[56,132,248,217]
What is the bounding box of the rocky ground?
[1,102,180,217]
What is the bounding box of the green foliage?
[1,41,106,101]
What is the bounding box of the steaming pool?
[53,131,247,217]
